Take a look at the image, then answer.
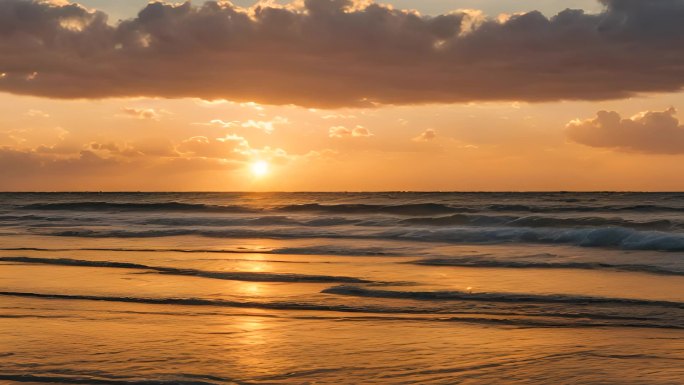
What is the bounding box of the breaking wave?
[401,214,681,230]
[42,226,684,251]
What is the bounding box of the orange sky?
[1,0,684,191]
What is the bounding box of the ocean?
[1,192,683,384]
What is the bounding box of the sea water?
[1,192,683,384]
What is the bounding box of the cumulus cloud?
[197,116,289,133]
[413,129,437,142]
[26,109,50,118]
[175,134,294,163]
[239,102,265,111]
[121,107,168,120]
[565,107,684,154]
[329,125,373,138]
[240,116,289,134]
[203,119,239,128]
[88,141,144,157]
[176,135,250,159]
[1,0,684,107]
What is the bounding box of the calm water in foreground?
[1,192,683,384]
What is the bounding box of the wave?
[408,258,684,276]
[6,211,683,234]
[387,226,684,251]
[1,291,681,329]
[276,203,475,215]
[0,245,404,256]
[322,285,684,308]
[485,204,684,213]
[21,201,258,213]
[0,214,69,222]
[262,202,684,215]
[4,247,680,276]
[21,201,468,216]
[0,374,219,385]
[402,214,680,230]
[143,216,361,227]
[42,226,684,251]
[0,257,370,284]
[17,201,684,219]
[274,245,398,256]
[0,290,446,313]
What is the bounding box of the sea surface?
[1,192,683,384]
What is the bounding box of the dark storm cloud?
[0,0,683,107]
[565,108,684,154]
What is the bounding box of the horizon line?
[1,191,683,194]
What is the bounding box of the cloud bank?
[0,0,684,107]
[0,131,299,187]
[566,107,684,154]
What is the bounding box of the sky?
[1,0,684,191]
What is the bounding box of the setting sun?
[250,160,269,177]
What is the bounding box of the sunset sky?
[1,0,684,191]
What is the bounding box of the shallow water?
[1,192,683,384]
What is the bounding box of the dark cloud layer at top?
[0,0,683,107]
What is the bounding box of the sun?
[250,160,269,177]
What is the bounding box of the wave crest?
[42,226,684,251]
[408,257,684,276]
[322,285,684,308]
[21,201,257,213]
[0,257,370,283]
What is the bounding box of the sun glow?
[250,160,269,177]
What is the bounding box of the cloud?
[88,141,144,157]
[120,107,168,120]
[197,116,289,133]
[329,125,373,138]
[175,133,294,163]
[240,116,289,134]
[413,129,437,142]
[0,132,294,186]
[26,109,50,118]
[1,0,684,107]
[0,147,123,178]
[565,107,684,154]
[322,113,357,120]
[239,102,265,111]
[304,148,338,160]
[176,135,250,159]
[0,143,249,190]
[203,119,239,128]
